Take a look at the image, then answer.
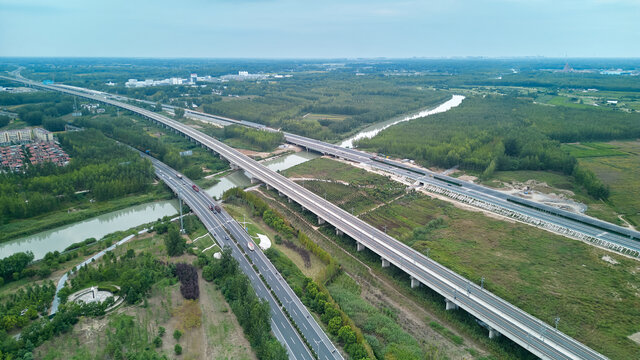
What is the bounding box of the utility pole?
[426,248,430,258]
[481,277,485,289]
[554,317,560,331]
[383,225,387,234]
[178,191,184,234]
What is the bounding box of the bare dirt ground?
[493,179,587,214]
[239,143,302,159]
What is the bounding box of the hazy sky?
[1,0,638,58]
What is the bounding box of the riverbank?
[0,187,172,244]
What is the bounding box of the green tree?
[174,107,185,119]
[165,224,185,256]
[173,329,182,341]
[328,316,342,335]
[174,344,182,355]
[153,336,162,348]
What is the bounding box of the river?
[0,151,319,259]
[0,201,179,260]
[339,95,465,148]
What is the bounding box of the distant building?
[238,71,249,76]
[0,128,32,145]
[190,73,198,84]
[33,128,54,142]
[561,63,574,72]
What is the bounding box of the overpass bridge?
[2,76,609,360]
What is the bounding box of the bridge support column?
[230,163,240,170]
[381,258,390,268]
[250,177,260,184]
[356,242,365,252]
[288,197,292,203]
[266,184,273,190]
[445,299,458,311]
[410,276,421,288]
[488,327,500,339]
[278,191,285,197]
[336,229,343,236]
[318,217,325,225]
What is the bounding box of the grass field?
[283,158,406,215]
[561,142,628,158]
[303,113,349,122]
[360,193,640,359]
[577,141,640,226]
[284,157,640,359]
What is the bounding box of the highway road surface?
[36,76,640,257]
[179,107,640,257]
[149,156,343,360]
[2,76,610,360]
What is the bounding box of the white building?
[33,128,54,142]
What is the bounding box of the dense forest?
[356,95,639,199]
[0,129,154,223]
[199,75,450,140]
[0,92,74,132]
[201,124,285,152]
[73,115,228,179]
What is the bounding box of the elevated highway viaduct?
[2,76,609,360]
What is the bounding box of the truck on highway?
[192,184,199,192]
[177,174,183,179]
[247,241,255,251]
[214,205,222,213]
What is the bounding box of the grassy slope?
[286,158,640,359]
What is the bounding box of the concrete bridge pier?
[230,163,240,170]
[250,177,260,184]
[356,242,365,252]
[410,276,421,288]
[381,258,390,268]
[266,184,273,190]
[336,229,344,236]
[278,191,285,197]
[288,197,292,203]
[318,217,326,225]
[445,299,459,311]
[488,327,500,339]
